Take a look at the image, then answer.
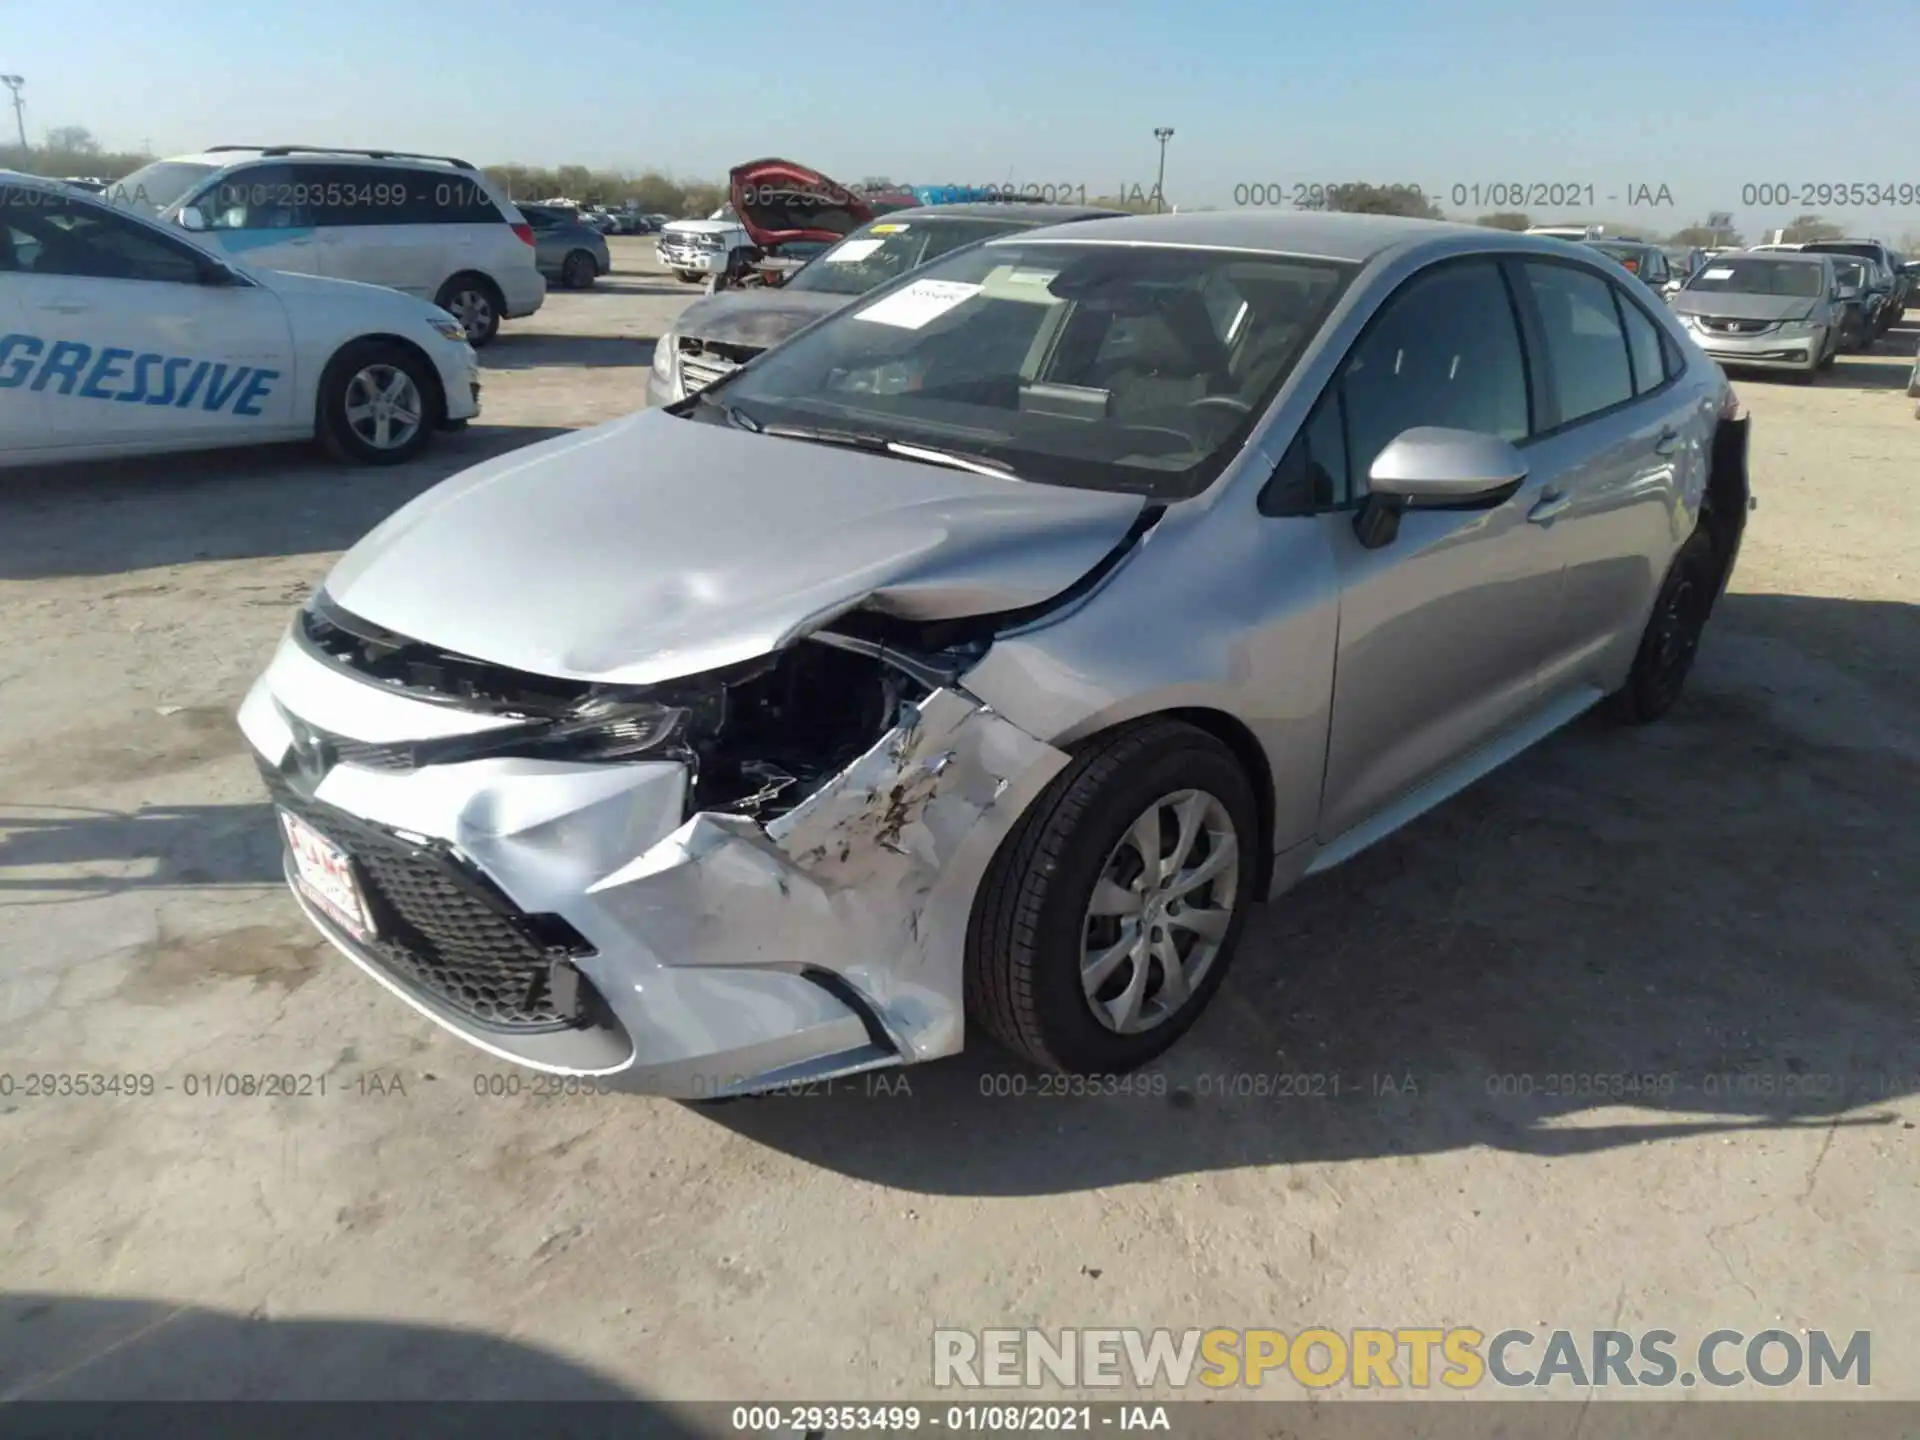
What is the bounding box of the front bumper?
[238,630,1069,1097]
[644,365,681,408]
[1682,322,1825,372]
[438,344,482,423]
[657,241,724,275]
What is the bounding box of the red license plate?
[280,809,377,941]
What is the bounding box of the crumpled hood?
[321,408,1148,686]
[1673,292,1818,323]
[670,288,851,351]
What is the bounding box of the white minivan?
[111,146,545,345]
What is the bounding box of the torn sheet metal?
[585,687,1066,1060]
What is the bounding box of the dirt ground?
[1,236,1915,1407]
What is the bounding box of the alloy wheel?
[1080,789,1240,1035]
[343,365,424,451]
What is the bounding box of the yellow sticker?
[868,224,909,234]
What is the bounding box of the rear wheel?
[560,249,597,289]
[434,274,503,346]
[967,719,1259,1074]
[316,341,440,466]
[1604,528,1718,725]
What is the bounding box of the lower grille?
[261,765,596,1033]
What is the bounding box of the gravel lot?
[2,236,1915,1405]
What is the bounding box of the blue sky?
[10,0,1920,242]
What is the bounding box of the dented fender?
[584,688,1069,1063]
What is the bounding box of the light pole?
[1152,127,1174,213]
[1,76,25,153]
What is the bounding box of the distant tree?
[1475,212,1530,231]
[1668,223,1743,248]
[1298,182,1445,219]
[43,124,101,155]
[1781,214,1842,243]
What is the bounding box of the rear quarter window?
[398,170,505,225]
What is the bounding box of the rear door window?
[292,163,414,228]
[405,169,505,225]
[1522,262,1635,425]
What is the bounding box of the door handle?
[1653,425,1681,456]
[1528,487,1572,525]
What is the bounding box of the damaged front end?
[243,592,1077,1096]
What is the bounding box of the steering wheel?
[1187,394,1252,416]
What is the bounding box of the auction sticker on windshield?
[281,811,377,941]
[854,280,982,329]
[826,239,887,263]
[1699,267,1735,280]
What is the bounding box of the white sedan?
[1,170,480,469]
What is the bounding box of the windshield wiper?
[762,423,1019,480]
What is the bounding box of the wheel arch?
[1058,706,1278,897]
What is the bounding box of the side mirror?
[176,205,209,232]
[1353,428,1529,550]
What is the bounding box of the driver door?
[1312,258,1570,841]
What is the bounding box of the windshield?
[1686,259,1825,298]
[105,160,217,215]
[688,240,1356,500]
[785,217,1030,297]
[1831,260,1867,286]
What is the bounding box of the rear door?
[410,168,512,298]
[191,162,323,276]
[1310,257,1571,839]
[1510,258,1698,697]
[5,190,295,449]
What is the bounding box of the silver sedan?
[240,213,1751,1096]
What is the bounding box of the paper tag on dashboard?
[853,280,982,329]
[826,238,886,263]
[1699,267,1735,280]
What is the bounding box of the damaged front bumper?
[238,630,1068,1098]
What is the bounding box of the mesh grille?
[263,766,594,1032]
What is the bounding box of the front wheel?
[966,720,1259,1075]
[1604,528,1718,725]
[674,269,701,284]
[316,341,440,466]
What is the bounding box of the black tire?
[315,340,441,467]
[1604,528,1718,725]
[433,273,504,346]
[966,719,1259,1074]
[560,249,597,289]
[674,269,701,284]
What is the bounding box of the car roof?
[878,203,1128,223]
[166,146,476,171]
[1728,249,1828,264]
[991,209,1566,263]
[0,168,60,192]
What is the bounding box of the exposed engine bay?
[294,591,992,824]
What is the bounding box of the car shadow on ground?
[0,802,284,898]
[0,425,575,580]
[697,591,1920,1195]
[482,335,655,370]
[0,1292,680,1412]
